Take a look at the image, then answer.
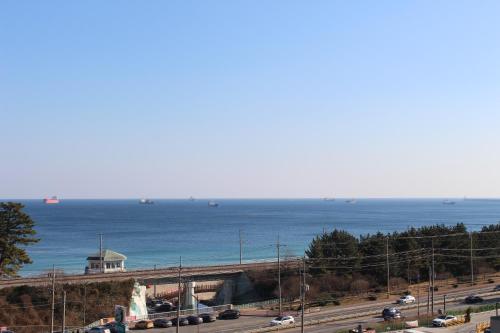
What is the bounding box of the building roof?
[87,249,127,261]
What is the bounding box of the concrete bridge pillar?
[183,281,196,309]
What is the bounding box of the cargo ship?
[139,198,154,204]
[44,196,60,204]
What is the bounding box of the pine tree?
[0,202,39,276]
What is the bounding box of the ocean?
[8,198,500,276]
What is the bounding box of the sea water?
[8,198,500,276]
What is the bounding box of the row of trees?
[306,223,500,286]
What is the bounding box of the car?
[171,317,189,326]
[155,303,175,312]
[187,315,203,325]
[134,320,154,329]
[270,316,295,326]
[153,318,172,328]
[432,315,457,327]
[199,313,217,323]
[147,299,163,307]
[465,295,484,304]
[1,330,15,333]
[218,309,240,319]
[494,285,500,291]
[397,295,416,304]
[382,308,402,320]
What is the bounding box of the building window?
[106,263,111,269]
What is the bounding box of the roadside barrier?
[142,304,232,321]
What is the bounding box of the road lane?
[132,288,500,333]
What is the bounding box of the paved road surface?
[133,286,500,333]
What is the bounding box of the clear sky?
[1,1,500,199]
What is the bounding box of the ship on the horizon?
[345,199,357,204]
[43,196,60,204]
[208,200,219,207]
[443,200,456,205]
[323,197,335,201]
[139,198,154,204]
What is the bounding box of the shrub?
[350,279,370,294]
[368,294,377,301]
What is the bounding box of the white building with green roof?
[85,249,127,274]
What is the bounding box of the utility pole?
[83,284,87,326]
[470,232,474,286]
[239,229,243,265]
[99,233,104,273]
[407,261,411,285]
[417,273,421,318]
[153,264,157,298]
[427,265,431,318]
[176,256,182,333]
[417,285,420,318]
[431,238,435,314]
[443,294,447,314]
[277,235,282,315]
[386,236,390,298]
[50,265,56,333]
[301,257,306,333]
[61,290,66,333]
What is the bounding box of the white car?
[398,295,416,304]
[432,315,457,327]
[270,315,295,326]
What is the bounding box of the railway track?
[0,260,291,288]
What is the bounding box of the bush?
[350,279,370,294]
[488,279,495,284]
[452,284,458,288]
[389,277,408,292]
[368,294,377,301]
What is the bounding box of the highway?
[132,285,500,333]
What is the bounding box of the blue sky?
[1,1,500,198]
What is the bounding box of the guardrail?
[130,304,233,321]
[235,299,280,309]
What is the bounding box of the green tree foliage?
[306,229,359,275]
[306,223,500,286]
[0,202,39,276]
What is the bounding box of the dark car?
[218,309,240,319]
[465,295,484,304]
[153,318,172,328]
[171,317,189,326]
[382,307,402,320]
[156,303,175,312]
[199,313,217,323]
[187,315,203,325]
